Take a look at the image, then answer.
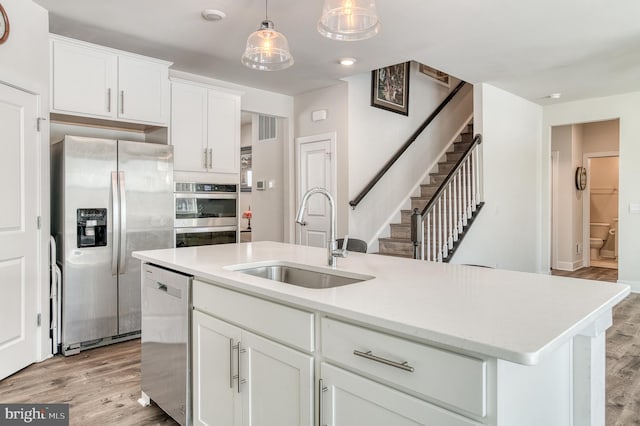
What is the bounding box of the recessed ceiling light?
[548,93,562,99]
[339,58,357,66]
[201,9,226,21]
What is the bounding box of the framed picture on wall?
[418,63,450,88]
[371,61,410,116]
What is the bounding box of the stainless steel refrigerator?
[51,135,174,355]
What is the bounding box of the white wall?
[590,157,619,226]
[571,125,585,266]
[294,83,349,238]
[582,120,619,153]
[542,92,640,291]
[452,84,543,272]
[250,116,285,242]
[551,124,584,270]
[0,0,50,360]
[345,63,472,246]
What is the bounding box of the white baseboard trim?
[618,280,640,294]
[556,260,584,271]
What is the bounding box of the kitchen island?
[134,241,629,426]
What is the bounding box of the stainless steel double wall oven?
[174,182,238,247]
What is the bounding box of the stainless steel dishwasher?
[141,263,192,426]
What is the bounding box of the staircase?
[378,122,483,261]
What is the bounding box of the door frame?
[582,151,619,268]
[550,151,559,270]
[294,132,337,244]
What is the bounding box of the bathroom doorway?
[549,119,620,276]
[583,153,619,269]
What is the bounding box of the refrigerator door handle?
[111,171,120,276]
[118,171,127,275]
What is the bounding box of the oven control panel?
[175,182,237,193]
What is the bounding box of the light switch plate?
[311,109,327,122]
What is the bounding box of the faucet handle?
[341,235,349,251]
[334,235,348,258]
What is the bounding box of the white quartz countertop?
[133,241,630,365]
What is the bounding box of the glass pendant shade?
[318,0,381,41]
[241,20,294,71]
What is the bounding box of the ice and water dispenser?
[76,208,107,248]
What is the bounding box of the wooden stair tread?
[380,120,479,262]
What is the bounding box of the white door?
[0,83,39,380]
[241,331,313,426]
[192,310,242,426]
[296,134,335,248]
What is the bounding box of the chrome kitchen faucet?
[295,187,348,267]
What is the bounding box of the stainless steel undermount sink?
[232,262,374,289]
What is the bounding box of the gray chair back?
[336,238,367,253]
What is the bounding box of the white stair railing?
[412,134,483,262]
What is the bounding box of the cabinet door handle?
[236,343,246,393]
[318,378,328,426]
[208,148,213,169]
[107,88,111,112]
[353,349,415,372]
[203,148,208,169]
[229,340,235,389]
[120,90,124,114]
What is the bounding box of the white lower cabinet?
[192,309,313,426]
[241,331,314,426]
[193,310,242,426]
[320,363,482,426]
[192,280,484,426]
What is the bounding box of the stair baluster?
[379,129,483,262]
[415,134,484,262]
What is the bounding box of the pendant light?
[318,0,381,41]
[241,0,294,71]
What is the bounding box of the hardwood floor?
[607,293,640,425]
[1,284,638,425]
[0,339,177,426]
[552,266,618,283]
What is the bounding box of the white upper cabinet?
[171,79,241,175]
[51,38,117,119]
[117,55,169,124]
[50,35,171,126]
[207,90,240,174]
[170,82,208,172]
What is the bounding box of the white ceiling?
[34,0,640,104]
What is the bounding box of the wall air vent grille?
[258,115,277,142]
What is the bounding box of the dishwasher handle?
[148,280,183,299]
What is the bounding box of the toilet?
[600,219,617,259]
[590,222,610,260]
